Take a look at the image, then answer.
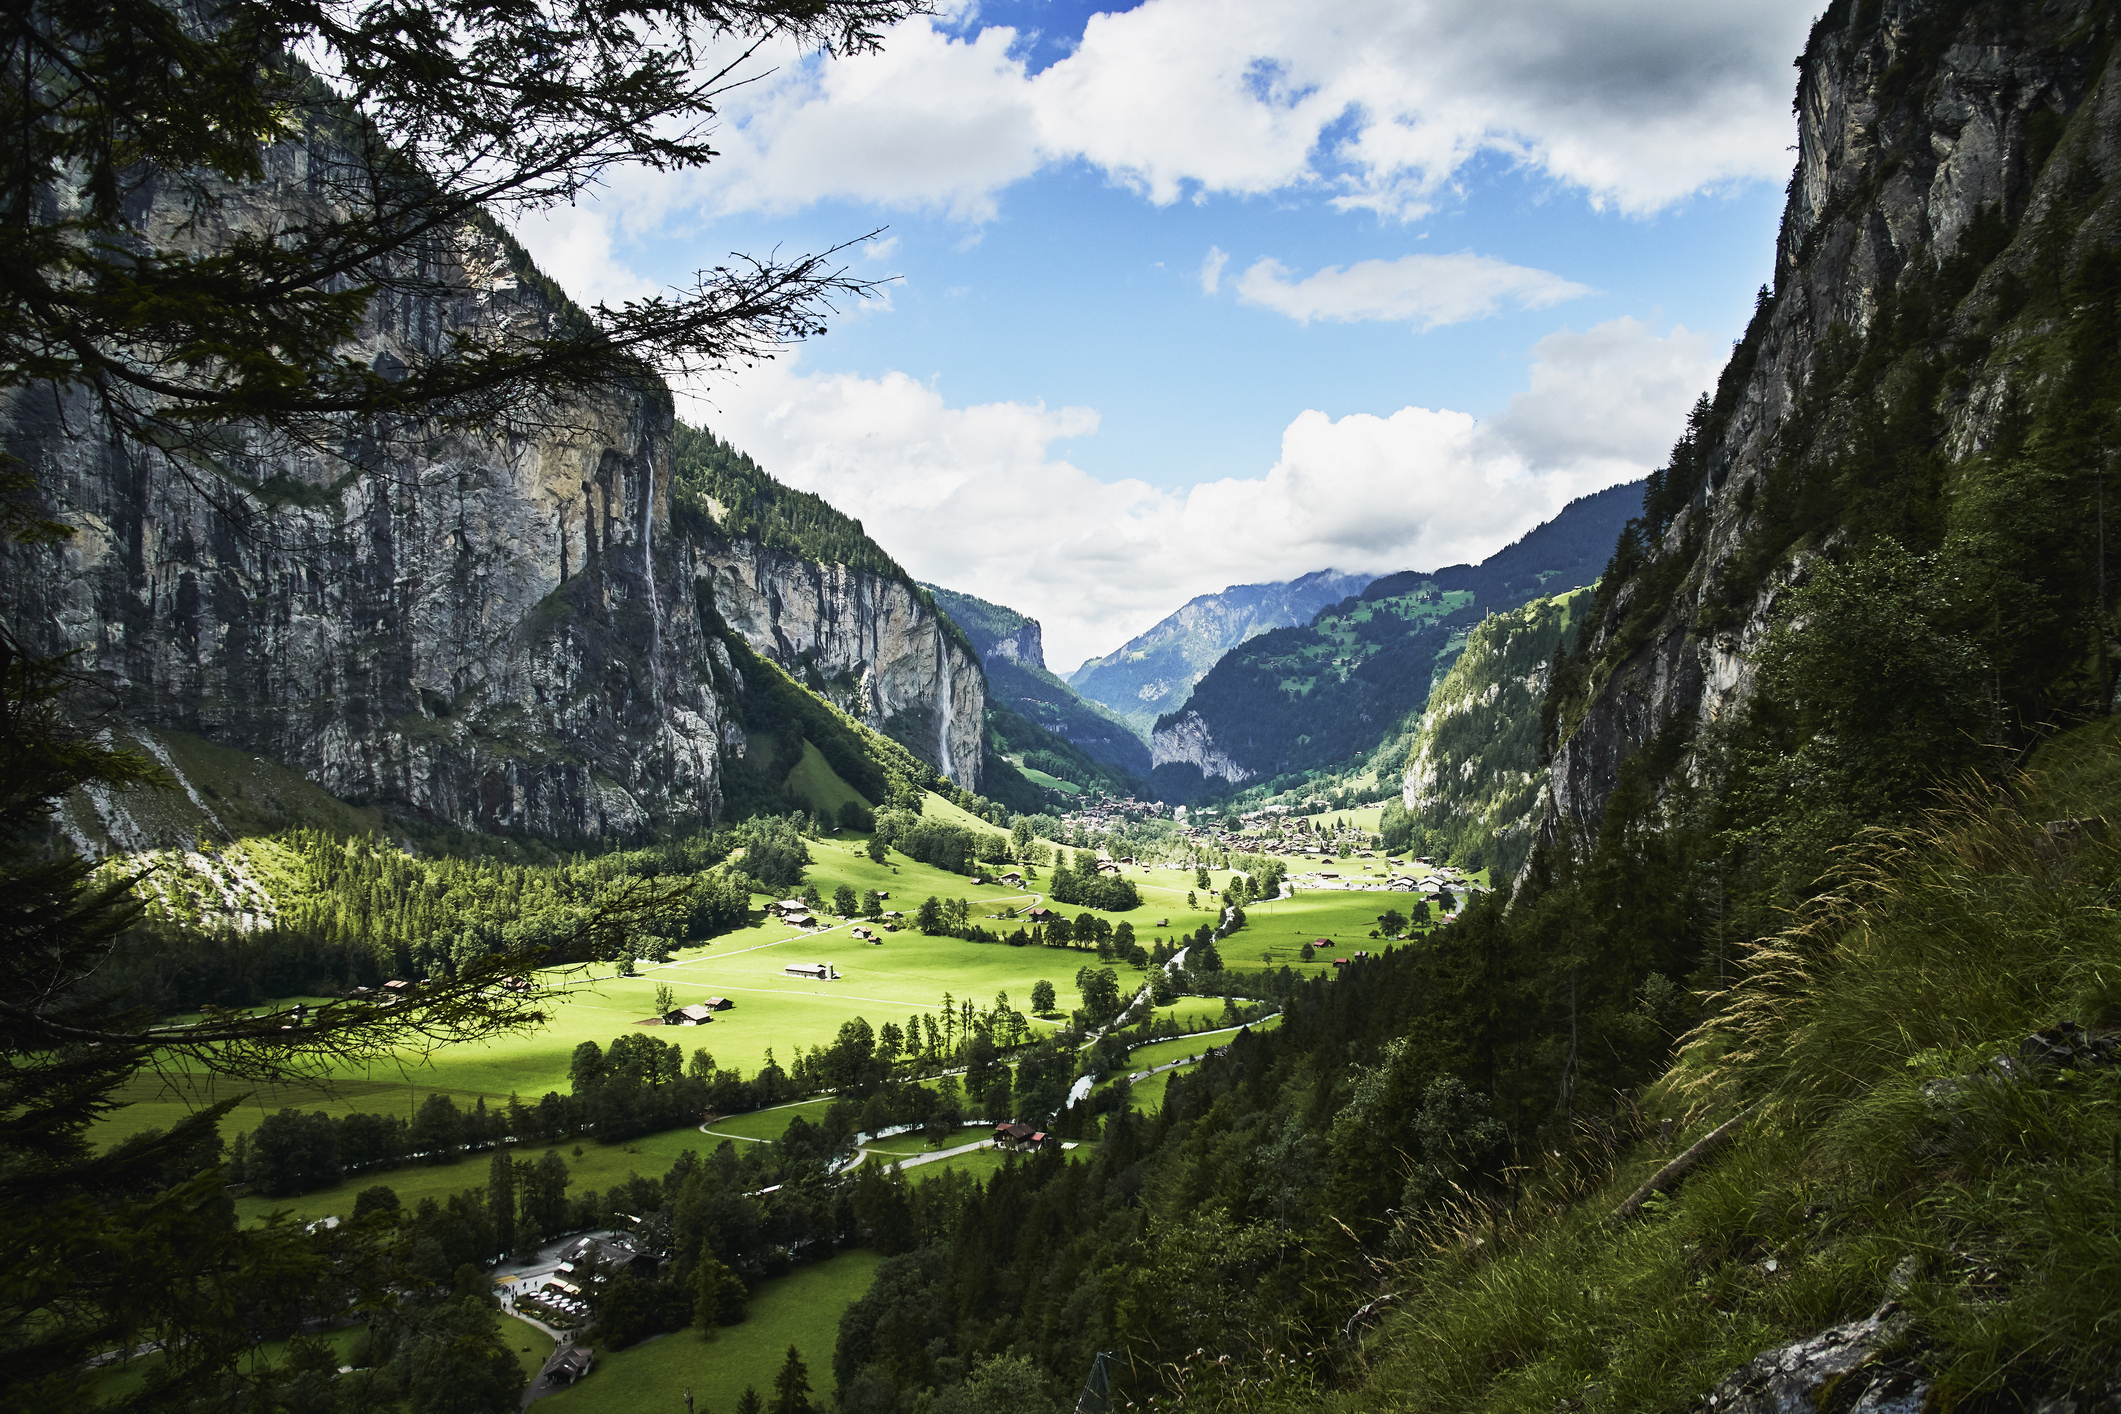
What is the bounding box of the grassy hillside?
[1311,717,2121,1412]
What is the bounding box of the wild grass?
[1319,719,2121,1412]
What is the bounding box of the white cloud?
[1234,251,1591,329]
[688,315,1719,669]
[862,236,902,262]
[663,0,1809,224]
[1199,246,1230,295]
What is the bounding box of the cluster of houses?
[662,997,734,1026]
[524,1231,670,1389]
[342,978,419,1003]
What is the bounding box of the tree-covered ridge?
[1152,482,1640,800]
[1396,586,1596,878]
[673,424,908,580]
[1153,583,1476,789]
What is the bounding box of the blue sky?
[513,0,1818,670]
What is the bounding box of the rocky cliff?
[703,539,984,787]
[1150,709,1254,785]
[1548,0,2121,838]
[1,149,979,842]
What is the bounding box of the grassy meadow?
[540,1249,885,1414]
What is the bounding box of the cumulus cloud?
[687,315,1719,669]
[661,0,1810,224]
[1233,252,1591,329]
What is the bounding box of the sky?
[510,0,1820,673]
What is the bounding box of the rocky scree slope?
[0,147,979,844]
[1546,0,2121,842]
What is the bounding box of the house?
[1332,958,1350,969]
[783,962,836,980]
[541,1344,594,1386]
[775,898,807,914]
[1155,919,1168,927]
[994,1121,1037,1150]
[381,979,416,997]
[785,913,818,928]
[1026,906,1062,924]
[999,871,1024,885]
[558,1234,663,1282]
[849,926,872,941]
[703,997,733,1011]
[664,1004,716,1026]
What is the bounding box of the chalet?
[381,979,416,997]
[1155,919,1168,928]
[541,1344,594,1387]
[1332,958,1349,969]
[785,913,818,928]
[783,962,836,980]
[993,1122,1059,1153]
[704,997,733,1011]
[775,898,807,914]
[849,926,873,941]
[999,871,1024,886]
[1025,906,1062,924]
[664,1004,716,1026]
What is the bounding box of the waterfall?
[641,463,665,695]
[935,626,955,781]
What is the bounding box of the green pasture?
[782,741,869,818]
[97,795,1260,1195]
[541,1250,884,1414]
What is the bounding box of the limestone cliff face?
[986,618,1044,669]
[1150,710,1255,785]
[699,539,983,790]
[1549,0,2117,837]
[0,140,979,839]
[4,340,733,840]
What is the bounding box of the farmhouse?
[704,997,733,1011]
[663,1004,715,1026]
[1026,906,1062,924]
[993,1122,1058,1153]
[783,962,837,980]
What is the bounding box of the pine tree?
[773,1345,816,1414]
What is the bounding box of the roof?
[668,1003,715,1023]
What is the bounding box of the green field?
[540,1250,884,1414]
[101,834,1219,1155]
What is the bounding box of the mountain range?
[1067,568,1376,734]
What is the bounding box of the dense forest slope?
[921,583,1153,792]
[1391,585,1595,879]
[0,210,981,840]
[1069,569,1375,734]
[1149,482,1637,801]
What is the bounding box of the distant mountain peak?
[1067,568,1377,732]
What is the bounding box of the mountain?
[0,206,984,841]
[1067,568,1377,733]
[1384,584,1597,878]
[922,583,1155,796]
[1148,482,1641,800]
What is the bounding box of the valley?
[13,1,2121,1413]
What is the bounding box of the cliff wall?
[1549,0,2121,837]
[0,139,979,841]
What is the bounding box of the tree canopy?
[2,0,922,533]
